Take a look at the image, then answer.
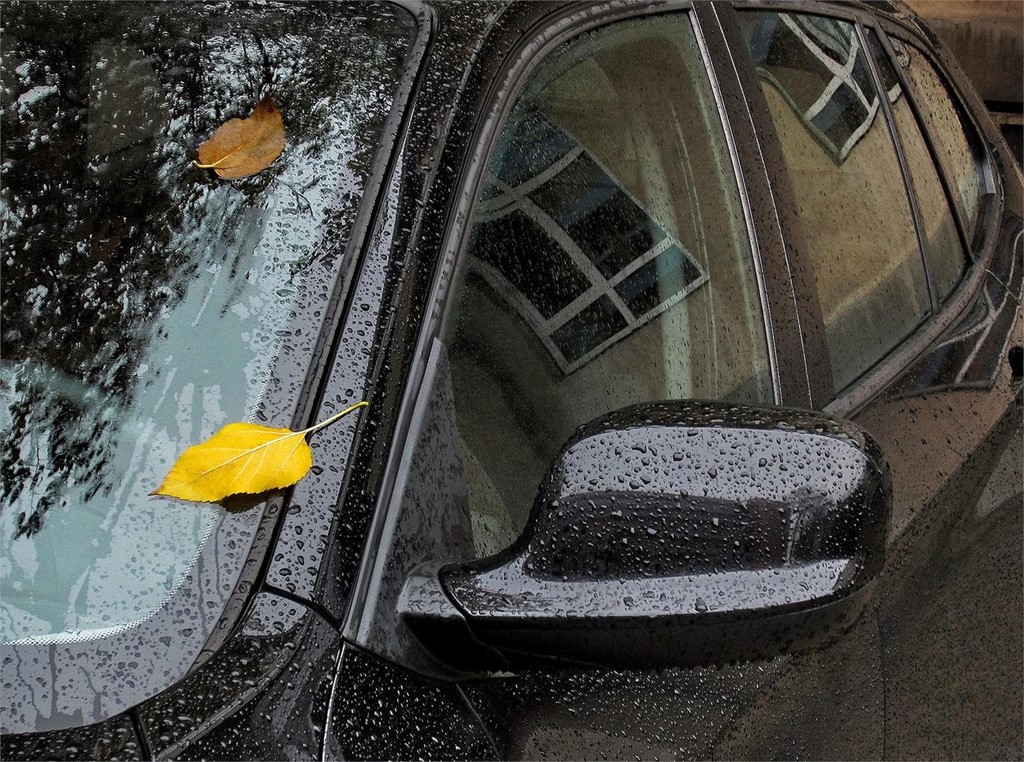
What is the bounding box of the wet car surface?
[2,0,1021,759]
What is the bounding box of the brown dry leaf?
[193,95,285,179]
[153,401,368,503]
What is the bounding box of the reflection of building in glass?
[469,113,708,374]
[745,14,902,162]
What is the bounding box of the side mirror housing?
[400,401,890,670]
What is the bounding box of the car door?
[721,4,1023,758]
[328,2,891,759]
[284,3,1020,759]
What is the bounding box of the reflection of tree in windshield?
[1,2,410,539]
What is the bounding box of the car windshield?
[1,2,413,644]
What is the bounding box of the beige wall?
[905,0,1023,105]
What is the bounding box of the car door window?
[441,13,772,557]
[738,11,930,393]
[890,36,987,249]
[865,30,967,301]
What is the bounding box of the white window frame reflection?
[472,143,708,375]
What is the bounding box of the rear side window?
[890,37,987,249]
[865,30,967,301]
[739,11,930,392]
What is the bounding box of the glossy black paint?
[139,593,340,760]
[401,401,890,670]
[325,645,497,760]
[334,0,560,631]
[460,611,884,760]
[0,715,143,762]
[260,0,434,609]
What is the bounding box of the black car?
[2,0,1021,759]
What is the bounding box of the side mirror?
[399,401,890,670]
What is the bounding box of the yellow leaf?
[193,94,285,179]
[154,401,368,503]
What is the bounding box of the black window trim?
[341,0,805,655]
[855,20,940,314]
[715,0,836,404]
[874,23,1000,260]
[255,0,435,609]
[861,8,1004,263]
[699,1,811,406]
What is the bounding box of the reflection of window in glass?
[442,15,771,557]
[741,14,897,163]
[472,113,708,372]
[866,31,966,301]
[890,37,986,248]
[740,11,930,393]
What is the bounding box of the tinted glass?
[892,37,985,247]
[445,15,771,556]
[1,2,413,643]
[867,31,967,301]
[740,12,930,392]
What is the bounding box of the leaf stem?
[302,401,369,436]
[193,158,228,170]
